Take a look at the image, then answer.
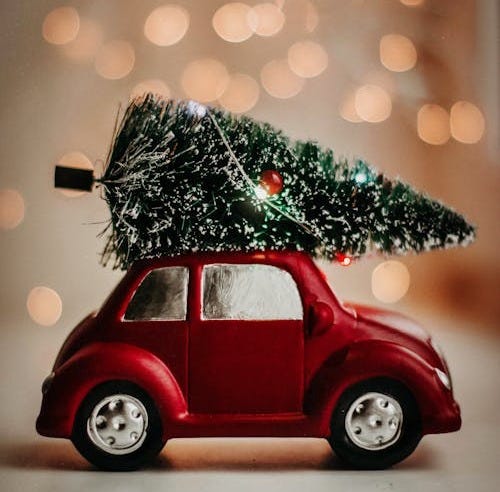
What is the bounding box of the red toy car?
[36,251,460,470]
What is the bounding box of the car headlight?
[435,368,451,390]
[41,372,55,395]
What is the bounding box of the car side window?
[125,266,189,321]
[202,264,303,320]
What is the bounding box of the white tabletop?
[0,312,498,492]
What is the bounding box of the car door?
[188,262,304,414]
[117,265,190,395]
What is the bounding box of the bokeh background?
[0,0,499,490]
[1,0,498,333]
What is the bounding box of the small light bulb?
[354,172,367,184]
[186,100,207,117]
[254,185,269,200]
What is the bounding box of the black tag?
[54,166,94,191]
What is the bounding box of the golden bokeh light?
[450,101,485,144]
[181,58,229,102]
[144,5,190,46]
[260,59,305,99]
[305,1,319,32]
[218,73,260,113]
[213,3,255,43]
[400,0,425,6]
[354,85,392,123]
[339,92,362,123]
[62,18,103,62]
[250,3,285,37]
[27,287,63,327]
[42,6,80,45]
[0,189,25,230]
[379,34,417,72]
[417,104,450,145]
[372,261,410,304]
[131,79,171,100]
[95,40,135,80]
[57,152,94,198]
[287,41,328,78]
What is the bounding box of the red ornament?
[259,170,284,196]
[335,252,352,266]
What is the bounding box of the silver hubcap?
[345,392,403,450]
[87,394,148,455]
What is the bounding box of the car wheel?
[328,378,422,469]
[72,381,164,470]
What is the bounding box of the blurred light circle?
[0,189,25,230]
[144,5,190,46]
[372,261,410,304]
[27,287,63,326]
[131,79,171,100]
[339,92,362,123]
[379,34,417,72]
[450,101,485,144]
[57,151,94,198]
[62,18,103,62]
[250,3,285,37]
[354,85,392,123]
[42,6,80,45]
[287,41,328,78]
[261,59,305,99]
[95,40,135,79]
[213,3,255,43]
[417,104,450,145]
[400,0,424,6]
[218,73,260,113]
[305,1,319,32]
[181,58,229,102]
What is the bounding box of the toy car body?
[37,251,460,470]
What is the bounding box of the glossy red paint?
[37,250,460,445]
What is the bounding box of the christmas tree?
[66,95,475,270]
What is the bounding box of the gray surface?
[0,313,498,491]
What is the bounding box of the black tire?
[328,378,422,469]
[72,381,164,471]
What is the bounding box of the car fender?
[305,340,455,436]
[37,342,187,440]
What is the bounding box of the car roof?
[129,250,311,271]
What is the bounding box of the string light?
[335,253,352,266]
[213,3,255,42]
[379,34,417,72]
[0,189,25,230]
[62,18,103,62]
[181,58,229,102]
[371,261,410,303]
[94,40,135,80]
[42,6,80,45]
[260,59,305,99]
[218,73,260,113]
[131,79,171,100]
[250,3,285,37]
[57,152,94,198]
[417,104,450,145]
[144,5,190,46]
[354,85,392,123]
[27,287,62,326]
[450,101,485,144]
[287,41,328,78]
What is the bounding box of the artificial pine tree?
[56,95,475,269]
